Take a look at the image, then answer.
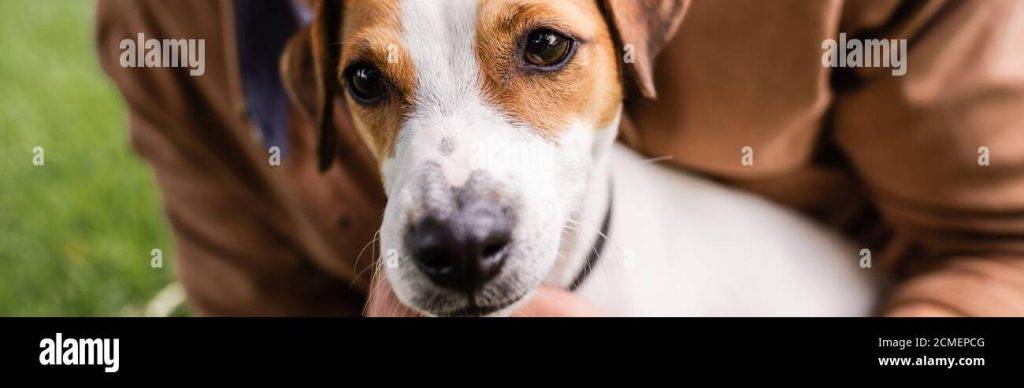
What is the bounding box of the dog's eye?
[345,62,387,105]
[523,29,574,70]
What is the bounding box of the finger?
[365,275,421,317]
[511,287,605,317]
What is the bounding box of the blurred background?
[0,0,184,316]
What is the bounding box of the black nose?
[405,200,511,293]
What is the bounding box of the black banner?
[0,318,1017,379]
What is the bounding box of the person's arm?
[832,0,1024,315]
[96,0,370,315]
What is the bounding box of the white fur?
[378,0,876,316]
[383,0,582,314]
[563,142,877,316]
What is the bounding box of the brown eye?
[345,62,387,104]
[524,29,574,69]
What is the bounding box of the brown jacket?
[97,0,1024,316]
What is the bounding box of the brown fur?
[283,0,688,165]
[340,0,414,159]
[599,0,690,99]
[337,0,622,155]
[476,0,623,140]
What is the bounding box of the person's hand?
[508,286,605,317]
[884,304,960,317]
[364,276,604,317]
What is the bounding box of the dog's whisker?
[362,259,391,316]
[350,261,379,290]
[350,229,384,290]
[352,229,382,274]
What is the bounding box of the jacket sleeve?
[833,0,1024,315]
[95,0,372,315]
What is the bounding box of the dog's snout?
[405,190,512,293]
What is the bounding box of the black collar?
[567,185,613,292]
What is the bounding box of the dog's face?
[284,0,687,316]
[342,0,621,316]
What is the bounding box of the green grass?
[0,0,179,316]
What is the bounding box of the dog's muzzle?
[404,165,515,294]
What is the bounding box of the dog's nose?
[405,199,511,293]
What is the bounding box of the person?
[97,0,1024,316]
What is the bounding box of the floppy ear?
[281,0,343,172]
[281,27,319,123]
[599,0,690,100]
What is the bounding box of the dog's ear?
[281,0,343,172]
[281,27,318,123]
[599,0,690,100]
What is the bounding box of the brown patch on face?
[476,0,623,140]
[339,0,416,159]
[336,0,622,158]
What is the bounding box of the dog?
[282,0,876,316]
